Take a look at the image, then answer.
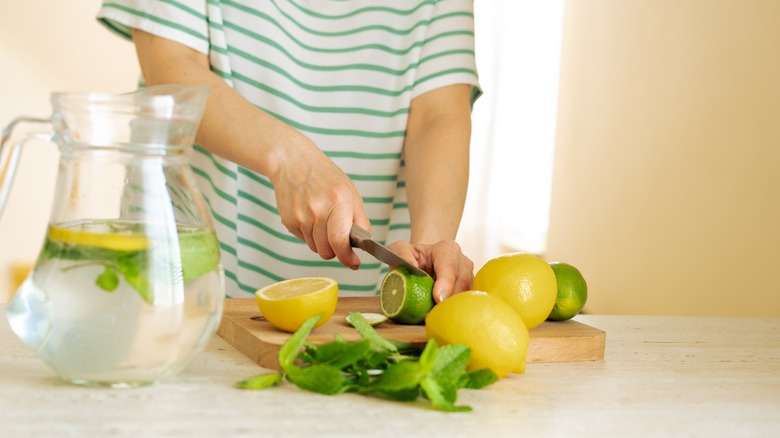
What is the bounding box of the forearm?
[131,29,316,180]
[403,85,473,244]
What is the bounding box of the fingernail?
[436,290,448,303]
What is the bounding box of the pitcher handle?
[0,117,54,218]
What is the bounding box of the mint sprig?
[236,312,498,412]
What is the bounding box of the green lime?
[344,312,388,327]
[547,262,588,321]
[379,267,435,324]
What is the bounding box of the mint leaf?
[459,368,499,389]
[116,252,153,303]
[307,338,371,369]
[286,364,348,395]
[179,229,220,283]
[238,311,490,412]
[368,361,421,393]
[421,376,471,412]
[346,311,398,354]
[236,372,283,390]
[430,344,471,382]
[278,314,321,370]
[417,339,439,375]
[96,264,119,291]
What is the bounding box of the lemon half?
[255,277,338,333]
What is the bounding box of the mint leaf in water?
[179,229,220,283]
[236,312,498,412]
[96,264,119,291]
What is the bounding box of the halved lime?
[344,312,388,327]
[379,267,435,325]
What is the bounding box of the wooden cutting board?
[217,297,606,371]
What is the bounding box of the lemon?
[47,223,149,251]
[425,291,529,377]
[547,262,588,321]
[379,267,435,324]
[473,252,557,330]
[255,277,338,333]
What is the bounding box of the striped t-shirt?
[97,0,481,298]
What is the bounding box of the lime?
[473,252,557,330]
[344,312,388,327]
[379,267,434,324]
[425,290,529,377]
[256,277,339,333]
[547,262,588,321]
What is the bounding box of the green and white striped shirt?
[98,0,481,298]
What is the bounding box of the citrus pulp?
[255,277,338,332]
[379,267,434,324]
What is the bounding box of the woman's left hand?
[387,240,474,303]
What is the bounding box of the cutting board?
[217,297,606,371]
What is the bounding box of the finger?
[312,216,336,260]
[288,213,317,254]
[328,204,360,269]
[431,242,473,303]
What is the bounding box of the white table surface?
[1,306,779,438]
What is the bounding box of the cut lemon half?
[379,267,434,325]
[47,224,149,252]
[255,277,338,333]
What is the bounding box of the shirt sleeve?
[96,0,210,55]
[411,0,482,105]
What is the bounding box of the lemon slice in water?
[47,224,149,251]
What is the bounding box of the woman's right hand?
[132,29,370,270]
[268,142,370,270]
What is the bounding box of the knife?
[349,224,429,277]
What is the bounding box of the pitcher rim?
[50,84,210,120]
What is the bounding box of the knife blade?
[349,224,429,277]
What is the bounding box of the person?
[96,0,481,302]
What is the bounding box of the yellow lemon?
[425,291,529,378]
[255,277,338,333]
[47,224,149,252]
[473,252,557,330]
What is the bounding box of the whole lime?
[547,262,588,321]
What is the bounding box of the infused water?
[6,219,224,387]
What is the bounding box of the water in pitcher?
[6,219,224,387]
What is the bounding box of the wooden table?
[1,306,778,437]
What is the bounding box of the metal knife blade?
[349,224,428,277]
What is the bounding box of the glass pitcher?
[0,85,225,387]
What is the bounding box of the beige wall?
[0,1,139,301]
[546,0,780,316]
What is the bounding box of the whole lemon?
[473,252,557,330]
[425,291,529,378]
